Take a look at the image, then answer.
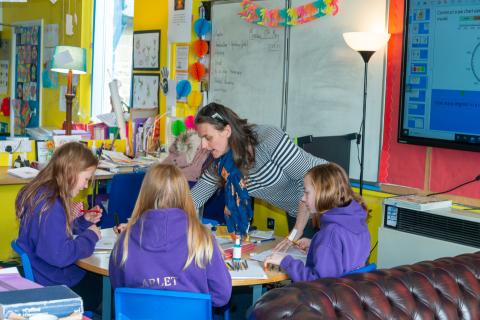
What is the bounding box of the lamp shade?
[51,46,87,74]
[342,32,390,52]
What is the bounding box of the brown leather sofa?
[252,252,480,319]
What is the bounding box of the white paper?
[66,14,74,35]
[250,247,307,264]
[95,236,117,251]
[166,79,177,107]
[8,167,40,179]
[96,112,120,127]
[53,135,82,147]
[0,267,19,275]
[175,45,189,72]
[168,0,192,43]
[227,260,267,279]
[59,85,67,112]
[250,230,274,239]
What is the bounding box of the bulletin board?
[12,20,43,134]
[209,0,389,182]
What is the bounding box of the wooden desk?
[0,167,32,185]
[77,229,288,320]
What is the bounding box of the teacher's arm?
[190,170,220,211]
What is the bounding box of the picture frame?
[131,73,160,109]
[132,30,160,70]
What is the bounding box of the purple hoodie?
[109,208,232,307]
[17,197,99,287]
[280,200,370,282]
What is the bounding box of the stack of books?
[383,194,452,211]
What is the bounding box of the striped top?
[191,125,327,217]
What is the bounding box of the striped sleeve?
[191,169,220,209]
[269,128,327,180]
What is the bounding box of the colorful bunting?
[176,79,192,99]
[239,0,339,27]
[171,119,187,136]
[187,91,203,109]
[189,62,206,81]
[193,39,209,57]
[184,115,196,130]
[194,18,212,37]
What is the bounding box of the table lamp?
[343,32,390,195]
[51,45,87,135]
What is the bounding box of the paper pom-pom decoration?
[176,80,192,99]
[187,91,202,108]
[189,62,206,81]
[172,119,187,136]
[184,115,196,130]
[194,18,212,37]
[193,39,209,57]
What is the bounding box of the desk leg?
[251,285,263,305]
[102,276,111,320]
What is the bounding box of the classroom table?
[77,229,288,320]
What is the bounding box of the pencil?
[81,209,101,213]
[114,213,120,227]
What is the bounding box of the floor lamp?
[51,46,87,135]
[343,32,390,195]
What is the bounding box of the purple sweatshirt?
[280,200,370,282]
[109,208,232,307]
[17,197,99,287]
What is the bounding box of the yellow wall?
[134,0,203,143]
[0,184,22,261]
[1,0,93,131]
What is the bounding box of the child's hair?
[306,163,368,228]
[16,142,98,236]
[117,163,214,269]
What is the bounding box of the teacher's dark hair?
[195,102,258,174]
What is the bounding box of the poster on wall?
[14,23,42,134]
[131,74,159,109]
[168,0,192,42]
[132,30,160,71]
[0,60,9,94]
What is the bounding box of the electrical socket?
[0,139,32,153]
[267,218,275,230]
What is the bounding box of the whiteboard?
[286,0,388,182]
[209,0,286,126]
[209,0,389,182]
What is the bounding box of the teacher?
[191,103,327,242]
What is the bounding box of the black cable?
[426,175,480,197]
[369,241,378,255]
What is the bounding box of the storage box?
[0,285,83,319]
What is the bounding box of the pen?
[114,213,120,227]
[253,238,275,244]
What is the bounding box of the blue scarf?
[214,149,252,235]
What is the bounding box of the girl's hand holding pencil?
[82,205,102,224]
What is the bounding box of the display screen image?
[399,0,480,151]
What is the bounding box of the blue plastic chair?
[11,240,35,281]
[342,263,377,276]
[99,171,145,228]
[115,287,212,320]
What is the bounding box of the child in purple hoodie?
[16,142,103,310]
[109,164,232,307]
[264,163,371,281]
